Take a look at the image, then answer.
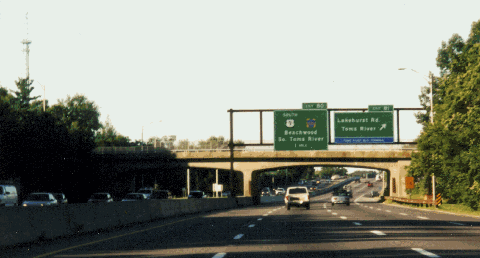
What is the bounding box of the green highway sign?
[274,110,328,150]
[302,103,327,110]
[334,112,394,143]
[368,105,394,112]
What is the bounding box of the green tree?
[49,94,101,150]
[9,77,40,110]
[408,19,480,210]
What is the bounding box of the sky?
[2,1,480,147]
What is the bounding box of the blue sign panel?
[335,137,394,144]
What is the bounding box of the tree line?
[0,78,243,201]
[407,19,480,210]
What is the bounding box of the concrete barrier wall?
[0,197,249,248]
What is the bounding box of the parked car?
[0,185,18,207]
[22,193,58,207]
[122,193,147,201]
[149,190,172,199]
[188,191,207,199]
[88,193,114,203]
[284,186,310,210]
[52,193,68,204]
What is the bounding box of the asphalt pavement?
[5,179,480,257]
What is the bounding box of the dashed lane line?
[332,212,338,215]
[417,216,429,220]
[400,213,408,216]
[353,222,362,226]
[371,230,386,236]
[449,222,465,226]
[212,253,227,258]
[233,234,244,240]
[386,210,392,213]
[340,216,347,220]
[248,224,255,228]
[257,218,263,221]
[411,248,440,257]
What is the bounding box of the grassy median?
[383,199,480,217]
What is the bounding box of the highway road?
[5,179,480,257]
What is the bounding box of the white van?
[0,185,18,207]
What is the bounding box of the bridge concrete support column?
[242,170,253,197]
[390,160,410,197]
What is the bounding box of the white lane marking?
[268,211,273,213]
[411,248,440,257]
[263,214,269,216]
[377,208,382,211]
[327,210,332,212]
[417,216,429,220]
[257,218,263,221]
[213,253,227,258]
[340,216,347,220]
[353,222,362,226]
[233,234,244,240]
[354,193,367,203]
[386,210,392,213]
[371,230,386,236]
[332,212,338,215]
[400,213,408,216]
[369,207,374,209]
[248,224,255,228]
[449,222,465,226]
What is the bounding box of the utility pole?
[22,13,32,78]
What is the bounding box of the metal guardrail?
[385,194,442,206]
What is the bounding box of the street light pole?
[398,68,434,124]
[399,68,436,206]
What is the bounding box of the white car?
[284,186,310,210]
[331,190,350,206]
[275,188,285,195]
[22,193,58,207]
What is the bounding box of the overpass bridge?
[176,149,415,198]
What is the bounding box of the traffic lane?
[5,205,286,258]
[223,200,472,257]
[329,203,480,254]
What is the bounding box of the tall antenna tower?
[21,12,32,78]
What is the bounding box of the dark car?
[52,193,68,204]
[188,191,206,199]
[150,190,172,199]
[88,193,113,203]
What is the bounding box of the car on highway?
[22,192,58,207]
[331,189,350,206]
[88,193,114,203]
[137,188,155,199]
[52,193,68,204]
[284,186,310,210]
[0,185,18,207]
[367,183,373,187]
[222,191,231,197]
[122,193,147,201]
[261,187,273,196]
[149,190,172,199]
[188,191,207,199]
[275,188,285,195]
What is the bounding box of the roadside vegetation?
[406,19,480,210]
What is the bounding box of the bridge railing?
[94,144,417,154]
